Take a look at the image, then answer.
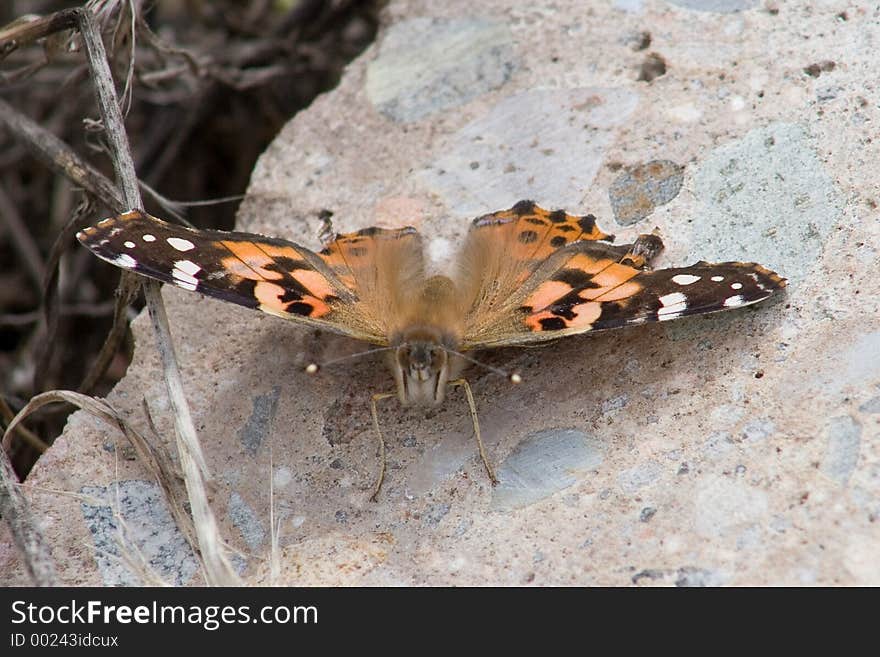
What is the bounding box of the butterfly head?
[389,328,462,406]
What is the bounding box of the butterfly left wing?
[76,209,424,344]
[459,213,786,349]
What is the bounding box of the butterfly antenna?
[305,346,396,374]
[442,348,522,384]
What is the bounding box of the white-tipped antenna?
[305,346,396,374]
[443,348,522,384]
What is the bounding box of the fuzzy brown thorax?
[387,275,465,405]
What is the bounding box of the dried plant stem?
[143,283,235,584]
[0,97,124,213]
[75,7,237,585]
[0,396,49,452]
[0,182,45,291]
[0,447,56,585]
[0,8,80,58]
[0,6,237,586]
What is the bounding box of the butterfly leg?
[369,392,395,501]
[447,378,499,486]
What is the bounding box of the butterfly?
[77,200,786,498]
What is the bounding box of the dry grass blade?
[0,97,125,212]
[74,6,238,585]
[2,389,199,563]
[143,282,235,582]
[0,396,49,452]
[0,445,57,585]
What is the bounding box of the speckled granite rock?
[4,0,879,586]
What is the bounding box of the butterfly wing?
[77,210,424,345]
[456,200,619,338]
[458,203,786,349]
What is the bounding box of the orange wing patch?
[217,239,337,318]
[472,199,613,269]
[522,254,645,332]
[318,226,421,291]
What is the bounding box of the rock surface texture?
[3,1,879,586]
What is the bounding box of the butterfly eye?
[409,345,432,370]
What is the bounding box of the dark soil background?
[0,0,381,477]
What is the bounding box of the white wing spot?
[658,292,688,320]
[659,292,687,307]
[113,254,137,269]
[167,237,196,252]
[723,295,746,307]
[672,274,701,286]
[731,282,743,290]
[124,241,136,249]
[658,307,686,321]
[98,218,112,226]
[142,234,156,242]
[174,260,201,277]
[711,276,724,282]
[172,268,199,291]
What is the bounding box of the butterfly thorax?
[387,275,465,406]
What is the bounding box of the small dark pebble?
[804,61,836,78]
[638,53,667,82]
[632,569,665,584]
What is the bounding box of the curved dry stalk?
[0,396,49,452]
[2,389,198,559]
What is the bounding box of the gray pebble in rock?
[423,503,451,526]
[491,428,603,511]
[821,415,862,485]
[691,122,841,286]
[609,160,684,225]
[80,480,199,586]
[228,491,266,551]
[238,386,280,456]
[420,88,638,216]
[618,460,663,495]
[675,566,729,587]
[366,18,516,123]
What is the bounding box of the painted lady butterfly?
[77,200,786,498]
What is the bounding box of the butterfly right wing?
[456,200,620,343]
[77,210,424,345]
[456,201,785,349]
[460,235,785,348]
